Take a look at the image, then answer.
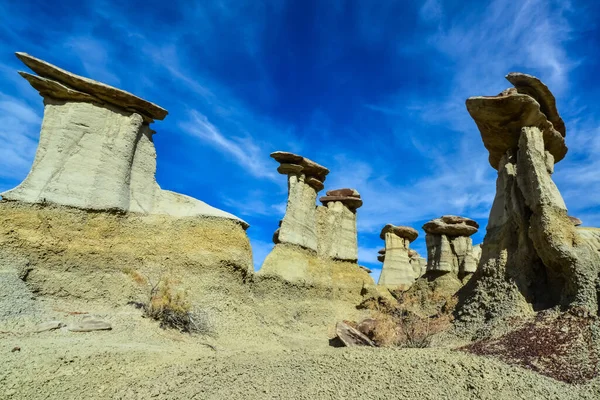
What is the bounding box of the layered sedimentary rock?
[2,52,245,227]
[458,73,600,323]
[317,188,362,261]
[377,224,423,288]
[423,216,480,278]
[260,154,374,295]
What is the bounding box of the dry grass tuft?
[130,273,213,335]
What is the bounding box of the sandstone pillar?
[317,188,363,261]
[377,224,420,288]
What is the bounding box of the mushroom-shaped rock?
[320,188,363,211]
[2,52,247,229]
[466,73,567,169]
[267,151,330,251]
[378,224,420,288]
[379,224,419,242]
[326,188,360,197]
[422,216,478,237]
[457,72,600,323]
[317,188,362,261]
[423,216,480,276]
[270,151,329,182]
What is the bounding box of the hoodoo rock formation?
[317,188,362,261]
[458,72,600,323]
[2,53,246,227]
[0,53,253,307]
[270,151,328,250]
[423,215,480,278]
[259,153,374,295]
[377,224,424,288]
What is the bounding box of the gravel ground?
[2,311,599,400]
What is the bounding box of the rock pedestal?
[458,73,600,323]
[317,188,363,261]
[259,154,375,295]
[377,224,422,288]
[270,151,328,251]
[2,52,246,227]
[423,216,480,278]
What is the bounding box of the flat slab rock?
[423,215,478,237]
[326,188,360,198]
[320,195,363,210]
[380,224,418,242]
[270,151,329,181]
[67,318,112,332]
[35,321,65,333]
[335,321,375,347]
[16,52,167,121]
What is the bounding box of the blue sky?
[1,0,600,281]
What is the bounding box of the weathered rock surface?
[380,224,419,242]
[378,224,422,288]
[458,73,600,324]
[2,53,246,228]
[569,216,583,226]
[317,188,362,261]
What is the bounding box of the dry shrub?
[459,312,600,384]
[134,273,213,335]
[357,293,454,348]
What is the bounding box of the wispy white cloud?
[0,95,40,181]
[180,111,278,181]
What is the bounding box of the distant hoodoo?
[317,188,363,261]
[423,215,480,277]
[377,224,425,288]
